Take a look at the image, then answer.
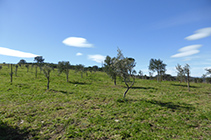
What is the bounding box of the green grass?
[0,64,211,139]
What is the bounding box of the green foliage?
[104,55,117,85]
[34,56,45,64]
[114,48,136,98]
[57,61,71,82]
[149,58,167,82]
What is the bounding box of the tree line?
[1,49,211,98]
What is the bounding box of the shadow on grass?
[145,99,195,110]
[50,89,73,94]
[130,86,157,90]
[171,84,198,88]
[68,81,91,85]
[0,120,30,140]
[117,98,195,110]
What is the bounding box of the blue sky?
[0,0,211,77]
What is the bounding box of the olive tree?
[114,48,136,98]
[176,64,185,83]
[34,56,44,73]
[149,58,166,82]
[184,64,190,92]
[58,61,71,82]
[104,55,117,85]
[43,65,51,90]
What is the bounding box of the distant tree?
[58,61,71,82]
[202,74,206,83]
[34,56,44,63]
[34,56,44,73]
[176,64,185,83]
[114,48,136,98]
[104,55,117,85]
[92,65,98,72]
[149,58,166,82]
[138,70,143,79]
[18,59,27,66]
[184,64,190,92]
[43,65,51,90]
[149,72,153,80]
[78,64,85,78]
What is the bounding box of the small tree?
[176,64,185,83]
[184,64,190,92]
[43,65,51,90]
[104,55,117,85]
[114,48,136,98]
[0,65,2,70]
[58,61,71,82]
[34,56,44,73]
[18,59,27,67]
[149,59,166,82]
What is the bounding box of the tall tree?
[58,61,71,82]
[149,59,166,82]
[114,48,136,98]
[43,65,51,90]
[184,64,190,92]
[175,64,185,83]
[104,55,117,85]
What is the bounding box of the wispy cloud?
[76,52,83,56]
[88,54,105,63]
[185,27,211,40]
[0,47,38,58]
[171,44,202,58]
[62,37,93,48]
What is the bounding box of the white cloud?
[76,52,83,56]
[0,47,38,58]
[185,27,211,40]
[88,54,105,63]
[171,44,202,58]
[62,37,93,48]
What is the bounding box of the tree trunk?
[47,77,50,90]
[123,87,130,98]
[187,74,190,92]
[35,66,37,78]
[10,64,13,83]
[114,78,116,85]
[66,73,69,82]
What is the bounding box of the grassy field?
[0,64,211,139]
